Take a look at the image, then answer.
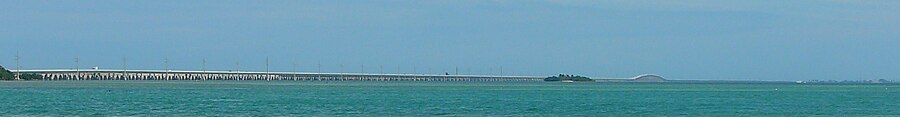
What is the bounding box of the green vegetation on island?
[544,74,594,82]
[0,65,42,80]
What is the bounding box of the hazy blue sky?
[2,0,899,80]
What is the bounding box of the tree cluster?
[0,65,42,80]
[544,74,594,82]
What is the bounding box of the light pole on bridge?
[202,58,207,72]
[317,63,321,79]
[165,57,170,80]
[500,65,503,77]
[292,62,297,79]
[123,57,127,74]
[122,57,127,80]
[15,50,20,80]
[164,57,169,73]
[75,56,79,79]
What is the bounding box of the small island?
[0,65,42,80]
[544,74,594,82]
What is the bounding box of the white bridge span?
[16,69,544,81]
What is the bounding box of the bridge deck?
[16,69,545,81]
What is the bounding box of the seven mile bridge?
[15,69,544,81]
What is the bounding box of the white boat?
[562,80,575,83]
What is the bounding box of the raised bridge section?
[16,69,544,81]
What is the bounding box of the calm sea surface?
[1,81,898,116]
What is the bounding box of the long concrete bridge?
[15,69,545,81]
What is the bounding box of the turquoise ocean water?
[1,81,898,116]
